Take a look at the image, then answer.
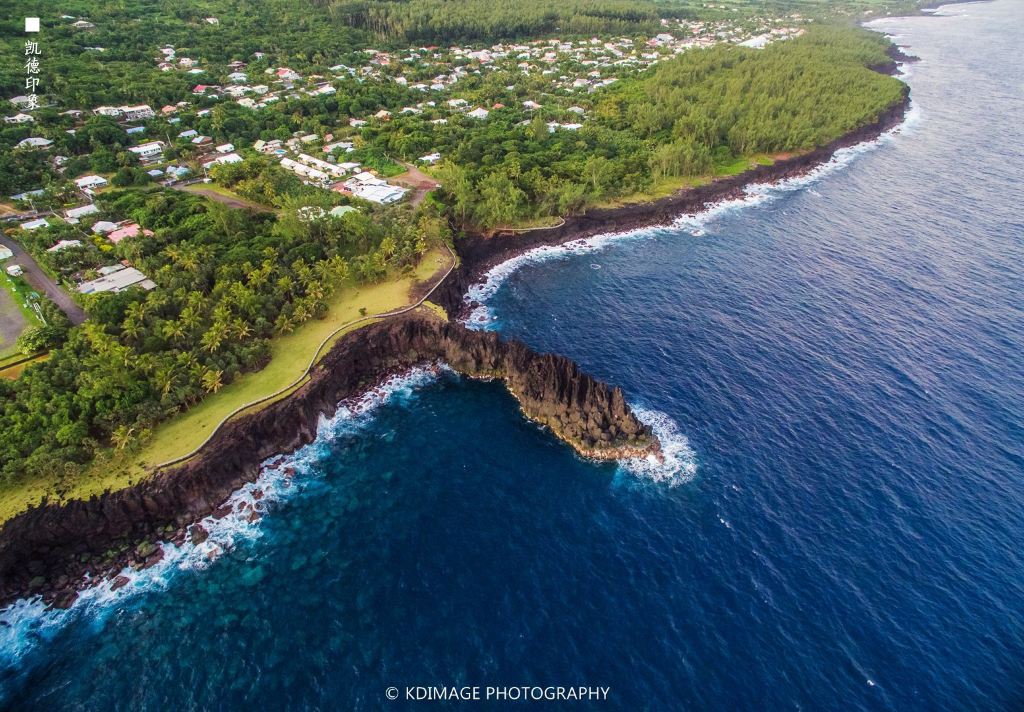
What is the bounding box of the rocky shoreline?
[432,85,911,319]
[0,314,657,608]
[0,73,911,610]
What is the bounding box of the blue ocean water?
[3,2,1024,709]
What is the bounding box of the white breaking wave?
[463,102,917,330]
[0,365,443,674]
[617,407,698,487]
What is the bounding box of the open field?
[177,183,276,212]
[591,153,782,209]
[0,278,29,360]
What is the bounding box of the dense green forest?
[364,27,907,227]
[0,0,925,101]
[332,0,660,43]
[0,0,913,497]
[0,189,435,484]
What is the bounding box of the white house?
[16,137,53,149]
[9,96,36,109]
[75,175,108,190]
[418,152,441,164]
[77,265,156,294]
[91,220,119,234]
[64,204,100,223]
[215,142,235,153]
[119,104,155,121]
[47,239,83,252]
[128,141,164,161]
[296,153,349,178]
[467,107,489,119]
[4,113,34,124]
[20,218,49,230]
[202,152,243,169]
[93,105,122,117]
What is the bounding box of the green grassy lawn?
[179,182,276,212]
[0,273,43,359]
[0,247,452,523]
[589,152,783,209]
[495,215,566,231]
[0,353,48,380]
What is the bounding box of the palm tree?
[201,368,223,394]
[111,424,136,451]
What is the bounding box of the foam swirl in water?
[0,365,443,675]
[463,103,916,331]
[617,407,698,487]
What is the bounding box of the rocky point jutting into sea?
[0,61,911,609]
[0,314,656,607]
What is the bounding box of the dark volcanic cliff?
[0,315,655,607]
[0,79,911,607]
[432,89,911,318]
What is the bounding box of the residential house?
[4,113,34,124]
[91,220,119,234]
[64,204,100,223]
[16,137,53,149]
[20,218,49,230]
[75,175,108,190]
[77,265,156,294]
[47,239,83,252]
[119,104,155,121]
[107,223,154,244]
[127,141,164,161]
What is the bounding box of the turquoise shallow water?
[3,2,1024,709]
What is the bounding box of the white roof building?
[75,175,108,190]
[47,239,83,252]
[78,266,156,294]
[20,218,49,230]
[64,204,100,223]
[128,141,164,160]
[16,137,53,149]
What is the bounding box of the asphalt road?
[0,235,87,326]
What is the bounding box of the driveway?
[0,236,87,325]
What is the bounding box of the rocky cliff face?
[0,314,655,607]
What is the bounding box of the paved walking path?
[154,243,457,471]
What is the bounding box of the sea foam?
[617,407,699,487]
[0,365,442,676]
[463,104,917,330]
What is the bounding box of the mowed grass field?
[0,273,37,360]
[0,247,453,523]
